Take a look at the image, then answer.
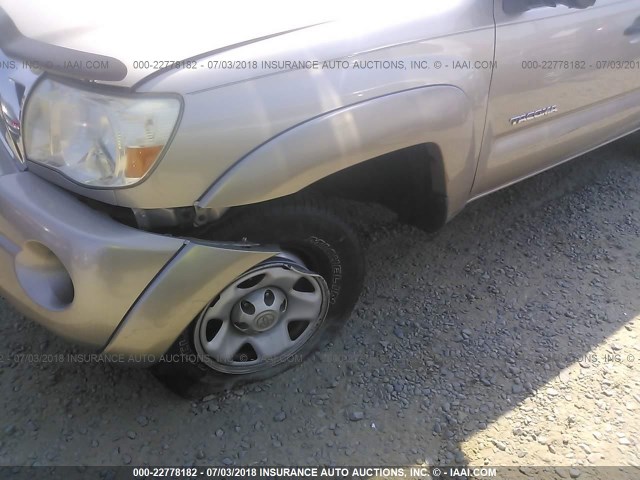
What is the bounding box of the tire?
[152,196,364,398]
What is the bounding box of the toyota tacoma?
[1,0,639,393]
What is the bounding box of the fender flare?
[199,85,476,219]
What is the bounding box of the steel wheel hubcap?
[230,287,287,333]
[194,257,330,375]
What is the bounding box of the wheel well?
[77,144,448,235]
[303,143,448,232]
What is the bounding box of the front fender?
[199,85,476,219]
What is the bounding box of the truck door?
[472,0,640,198]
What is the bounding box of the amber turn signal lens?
[125,145,163,178]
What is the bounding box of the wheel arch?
[198,85,477,225]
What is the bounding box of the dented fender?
[199,85,476,220]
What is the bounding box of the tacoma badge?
[510,105,558,126]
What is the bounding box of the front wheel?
[152,197,364,397]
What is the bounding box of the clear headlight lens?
[24,79,181,187]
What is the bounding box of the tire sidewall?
[153,203,363,396]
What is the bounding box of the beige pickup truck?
[0,0,639,393]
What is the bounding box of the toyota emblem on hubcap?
[255,312,277,330]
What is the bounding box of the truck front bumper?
[0,147,275,363]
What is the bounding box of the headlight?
[23,79,181,187]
